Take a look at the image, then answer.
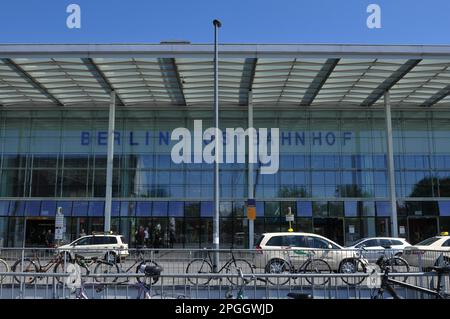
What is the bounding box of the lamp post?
[213,19,221,272]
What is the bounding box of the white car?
[254,232,358,273]
[57,234,129,261]
[403,235,450,269]
[346,237,411,263]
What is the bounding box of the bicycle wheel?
[136,260,160,284]
[0,258,9,283]
[225,259,254,286]
[264,259,292,286]
[302,259,332,286]
[384,257,410,282]
[54,259,90,284]
[339,258,367,286]
[185,259,212,285]
[12,258,38,284]
[93,261,120,283]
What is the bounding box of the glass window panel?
[439,201,450,217]
[312,201,328,217]
[24,201,40,217]
[297,201,312,217]
[136,202,152,217]
[153,201,168,216]
[344,201,358,217]
[168,201,184,217]
[376,201,391,217]
[72,201,89,217]
[41,201,56,217]
[0,201,10,216]
[185,202,200,218]
[88,201,104,217]
[111,201,120,217]
[200,201,214,217]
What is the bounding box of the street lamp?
[213,19,221,272]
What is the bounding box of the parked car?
[254,232,358,272]
[403,235,450,269]
[56,234,129,261]
[346,237,411,263]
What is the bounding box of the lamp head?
[213,19,222,28]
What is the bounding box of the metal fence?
[0,271,448,299]
[0,247,448,299]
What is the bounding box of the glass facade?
[1,108,450,247]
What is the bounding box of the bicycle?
[339,247,410,286]
[0,257,10,283]
[225,268,255,299]
[135,264,185,299]
[12,250,71,284]
[264,250,332,286]
[371,265,450,299]
[109,249,160,284]
[185,249,254,286]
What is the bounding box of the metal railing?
[0,271,448,299]
[0,247,449,299]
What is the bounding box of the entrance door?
[408,217,438,244]
[313,218,344,245]
[25,218,55,247]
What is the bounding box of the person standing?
[135,226,145,249]
[144,227,150,248]
[169,218,176,248]
[45,229,54,248]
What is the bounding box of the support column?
[384,91,399,237]
[104,91,116,233]
[248,90,254,248]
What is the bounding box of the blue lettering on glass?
[295,132,305,146]
[281,132,291,145]
[81,130,353,147]
[81,131,90,145]
[159,131,169,145]
[114,131,121,145]
[343,131,352,145]
[325,132,336,146]
[98,131,107,146]
[312,132,322,146]
[129,131,139,146]
[145,131,151,146]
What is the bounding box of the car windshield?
[416,237,440,246]
[349,238,367,247]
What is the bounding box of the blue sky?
[0,0,449,44]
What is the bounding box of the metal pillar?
[384,91,399,237]
[213,19,221,272]
[248,90,254,248]
[104,91,116,233]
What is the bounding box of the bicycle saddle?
[141,265,163,277]
[287,292,313,299]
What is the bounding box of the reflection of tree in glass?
[335,184,371,198]
[278,186,310,198]
[409,176,441,197]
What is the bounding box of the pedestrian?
[80,228,86,237]
[135,226,145,249]
[153,224,163,252]
[144,227,150,247]
[169,218,176,248]
[45,229,54,248]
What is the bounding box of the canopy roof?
[0,44,450,108]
